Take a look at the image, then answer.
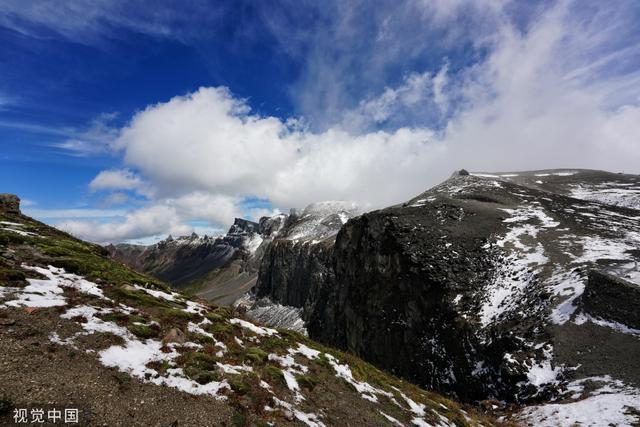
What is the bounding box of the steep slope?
[0,194,492,427]
[252,170,640,424]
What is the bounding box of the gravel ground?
[0,307,235,426]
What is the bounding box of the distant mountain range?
[107,201,360,307]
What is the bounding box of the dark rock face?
[246,202,360,332]
[451,169,470,177]
[0,194,20,215]
[254,182,540,400]
[306,189,546,401]
[253,170,640,405]
[582,270,640,329]
[255,239,334,309]
[258,214,286,237]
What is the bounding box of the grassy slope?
[0,209,501,427]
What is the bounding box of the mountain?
[107,217,269,305]
[250,169,640,425]
[0,194,493,426]
[108,201,359,314]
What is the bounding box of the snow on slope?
[570,182,640,210]
[518,376,640,426]
[457,172,640,422]
[2,265,470,427]
[284,201,360,241]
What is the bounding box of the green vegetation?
[159,307,196,322]
[184,366,221,385]
[229,377,250,395]
[231,410,247,427]
[128,323,159,339]
[181,351,219,371]
[205,306,232,322]
[110,286,171,308]
[262,364,284,383]
[99,312,146,325]
[296,374,318,390]
[191,332,215,345]
[244,347,268,365]
[207,320,234,339]
[0,267,26,282]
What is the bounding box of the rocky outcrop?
[0,194,20,215]
[244,202,360,335]
[582,270,640,329]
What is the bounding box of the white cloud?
[53,112,119,156]
[115,88,297,199]
[97,192,130,207]
[89,169,154,197]
[62,0,640,243]
[171,192,241,226]
[111,87,443,209]
[58,204,190,244]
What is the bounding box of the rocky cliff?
[242,202,359,335]
[252,169,640,423]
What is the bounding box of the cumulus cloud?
[58,204,191,243]
[89,169,154,197]
[66,0,640,243]
[60,191,277,244]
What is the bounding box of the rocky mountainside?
[251,169,640,425]
[107,217,270,305]
[0,194,494,426]
[240,202,360,335]
[108,201,359,314]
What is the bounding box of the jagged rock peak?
[0,194,21,215]
[280,201,360,241]
[228,218,259,235]
[258,214,287,237]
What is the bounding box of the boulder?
[162,328,186,345]
[0,194,20,215]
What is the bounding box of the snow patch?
[230,318,278,336]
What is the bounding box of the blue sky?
[1,0,639,243]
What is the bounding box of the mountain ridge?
[248,169,640,425]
